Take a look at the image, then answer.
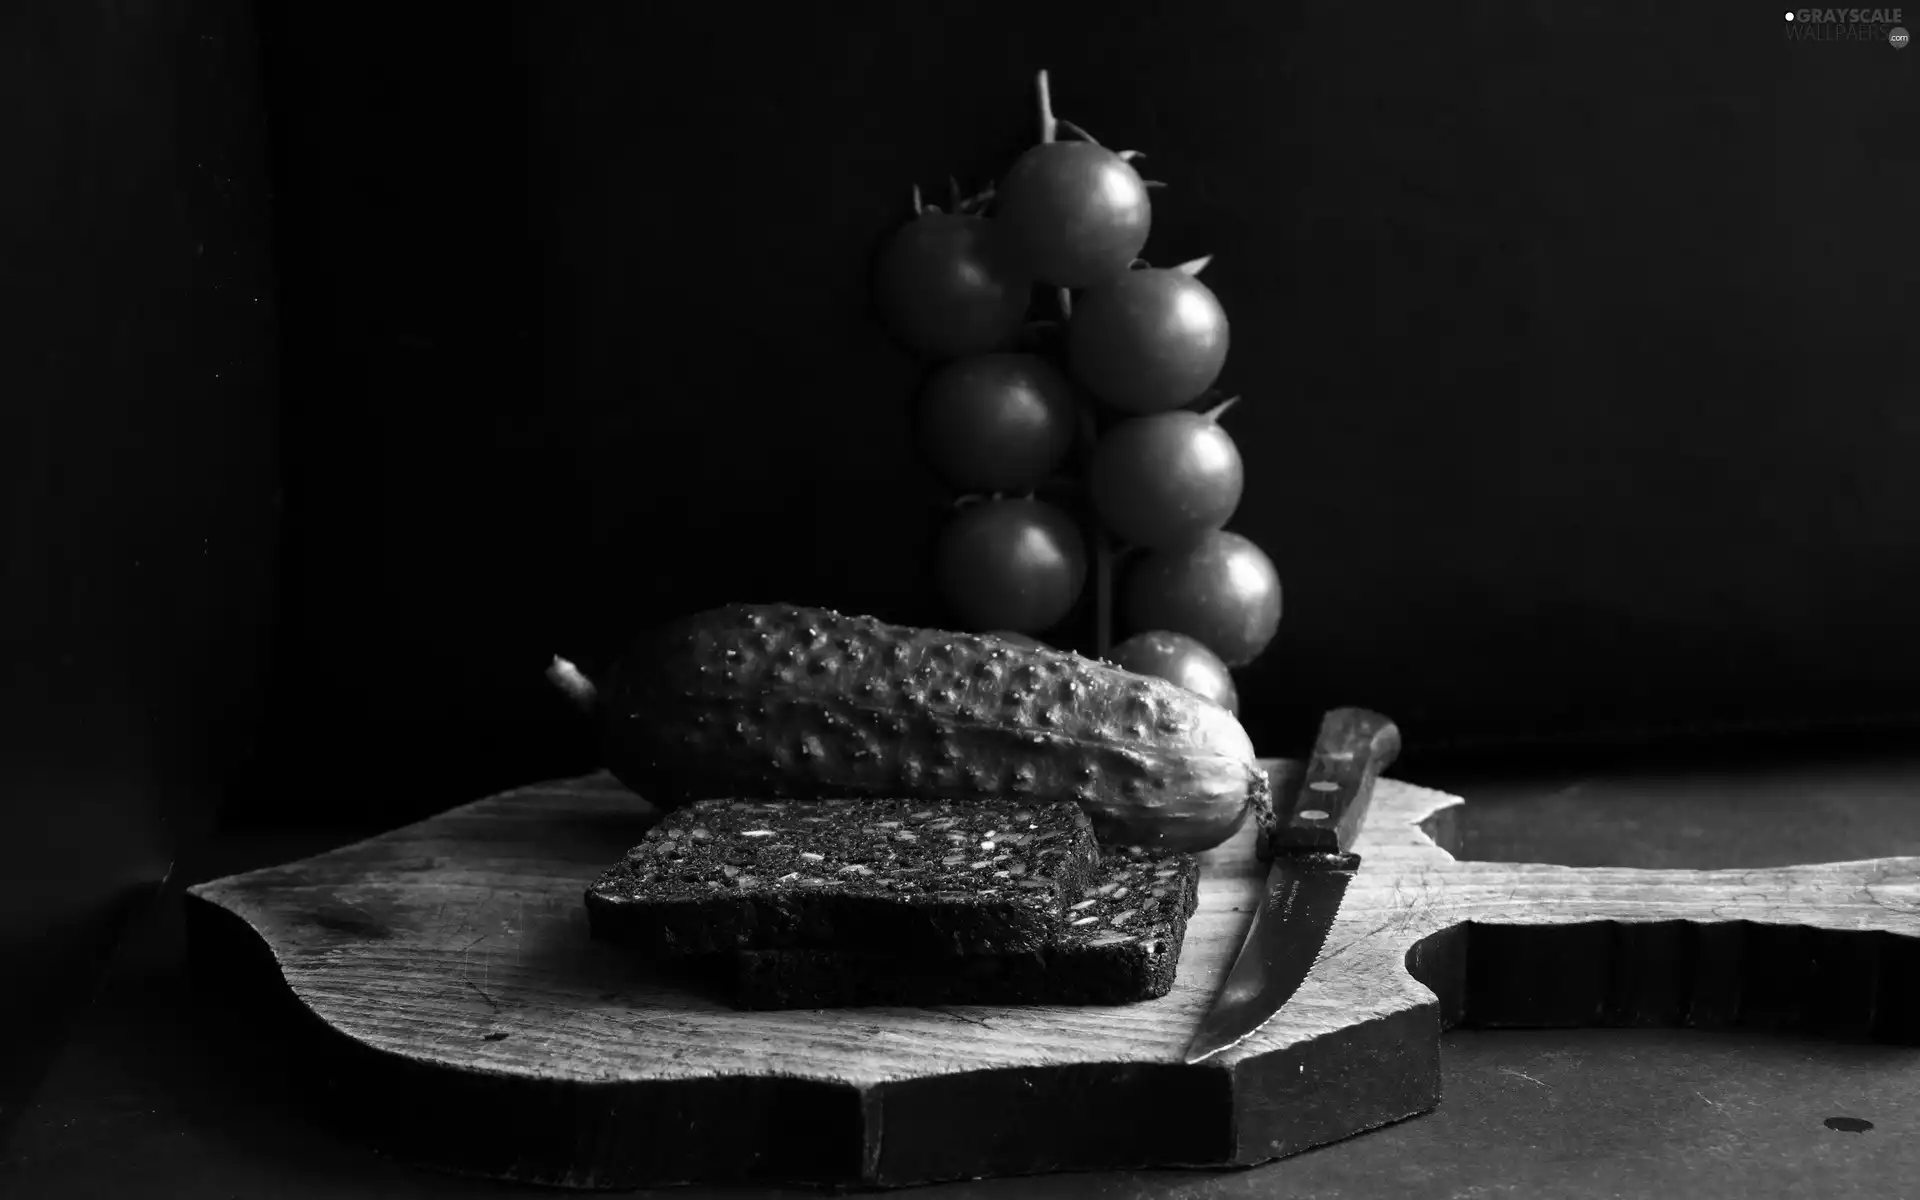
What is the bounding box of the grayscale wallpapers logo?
[1784,8,1909,45]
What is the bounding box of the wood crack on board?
[918,1007,995,1030]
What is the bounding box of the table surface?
[8,750,1920,1199]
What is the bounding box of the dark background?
[2,0,1915,1141]
[247,0,1920,822]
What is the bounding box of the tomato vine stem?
[1091,505,1114,659]
[1037,67,1112,658]
[1075,401,1115,661]
[1037,68,1058,144]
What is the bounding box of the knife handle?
[1275,707,1402,855]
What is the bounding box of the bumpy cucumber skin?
[602,602,1269,853]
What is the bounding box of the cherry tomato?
[934,498,1087,633]
[872,214,1032,359]
[983,630,1053,651]
[1089,410,1243,550]
[916,353,1078,493]
[1119,530,1280,667]
[1109,630,1239,715]
[1067,268,1229,413]
[995,141,1152,289]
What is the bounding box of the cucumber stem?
[547,655,598,714]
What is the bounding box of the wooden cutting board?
[184,763,1920,1190]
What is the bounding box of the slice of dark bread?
[720,849,1202,1009]
[585,796,1100,957]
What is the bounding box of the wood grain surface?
[184,763,1920,1189]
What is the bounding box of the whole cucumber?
[601,602,1268,853]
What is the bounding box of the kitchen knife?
[1182,706,1402,1065]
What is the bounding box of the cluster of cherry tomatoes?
[871,72,1281,715]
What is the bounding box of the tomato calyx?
[1036,71,1150,163]
[1055,117,1100,145]
[909,179,998,218]
[949,471,1085,509]
[951,491,1026,509]
[1119,254,1209,276]
[949,176,996,213]
[1201,394,1241,423]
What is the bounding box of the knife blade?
[1182,706,1402,1065]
